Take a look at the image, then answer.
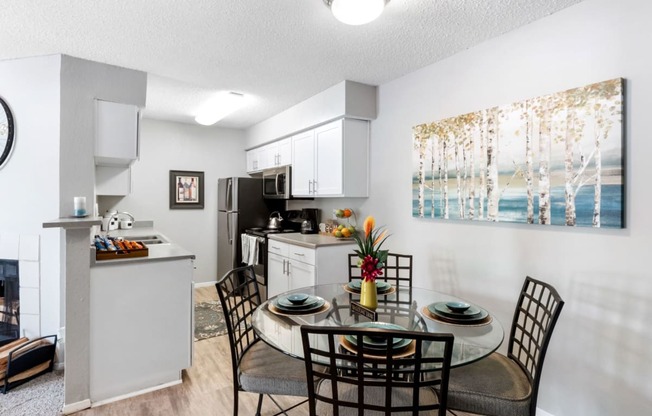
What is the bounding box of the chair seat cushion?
[446,352,532,416]
[238,340,308,397]
[315,379,441,415]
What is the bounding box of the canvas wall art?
[412,78,623,228]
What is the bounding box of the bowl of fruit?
[332,224,356,239]
[334,208,354,219]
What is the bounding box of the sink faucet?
[106,211,135,236]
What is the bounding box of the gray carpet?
[0,370,64,416]
[194,300,227,341]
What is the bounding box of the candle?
[74,196,87,217]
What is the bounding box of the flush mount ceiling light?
[195,92,246,126]
[324,0,389,26]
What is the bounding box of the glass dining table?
[251,283,504,367]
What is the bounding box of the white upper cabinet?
[291,118,369,198]
[291,130,315,195]
[94,99,139,166]
[246,137,292,174]
[246,147,262,173]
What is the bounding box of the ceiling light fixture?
[324,0,389,26]
[195,92,246,126]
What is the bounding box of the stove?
[244,227,299,237]
[242,228,299,303]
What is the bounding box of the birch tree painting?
[412,78,624,228]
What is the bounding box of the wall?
[0,55,61,340]
[106,118,247,283]
[357,0,651,414]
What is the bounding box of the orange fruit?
[341,228,351,237]
[343,208,352,218]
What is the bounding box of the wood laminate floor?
[75,286,478,416]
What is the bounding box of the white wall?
[0,55,61,338]
[358,0,651,414]
[108,118,247,283]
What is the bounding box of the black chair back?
[215,265,262,385]
[300,325,454,416]
[508,276,565,415]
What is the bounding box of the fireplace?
[0,259,19,345]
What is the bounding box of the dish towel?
[241,234,259,265]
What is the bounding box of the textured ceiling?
[0,0,584,129]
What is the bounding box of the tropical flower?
[352,216,390,282]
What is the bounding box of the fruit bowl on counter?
[332,208,357,239]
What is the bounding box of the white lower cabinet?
[267,238,355,298]
[90,258,193,403]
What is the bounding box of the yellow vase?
[359,280,378,310]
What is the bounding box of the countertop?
[268,232,356,249]
[91,227,195,266]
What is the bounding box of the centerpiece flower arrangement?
[352,216,390,309]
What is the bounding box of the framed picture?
[170,170,204,209]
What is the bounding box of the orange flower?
[363,216,375,238]
[373,229,387,246]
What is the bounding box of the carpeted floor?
[194,300,227,341]
[0,370,64,416]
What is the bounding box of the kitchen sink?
[120,235,169,245]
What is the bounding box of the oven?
[243,227,298,304]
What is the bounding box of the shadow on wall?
[427,248,459,295]
[548,271,652,415]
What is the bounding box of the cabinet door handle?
[282,259,286,274]
[313,181,317,194]
[286,261,291,276]
[270,246,281,250]
[308,180,312,194]
[293,252,305,256]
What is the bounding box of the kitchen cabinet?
[267,237,354,298]
[291,118,369,198]
[268,240,314,297]
[95,165,131,196]
[246,147,262,172]
[94,99,140,166]
[90,256,193,403]
[246,138,292,173]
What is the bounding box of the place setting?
[338,322,416,359]
[343,279,396,296]
[421,301,492,326]
[268,293,331,317]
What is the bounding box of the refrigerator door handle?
[226,178,233,211]
[227,213,232,245]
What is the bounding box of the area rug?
[0,370,64,416]
[194,300,228,341]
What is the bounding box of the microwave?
[262,166,291,199]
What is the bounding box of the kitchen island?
[89,227,194,405]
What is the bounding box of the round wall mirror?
[0,96,15,169]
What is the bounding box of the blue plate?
[347,280,392,293]
[446,301,471,313]
[344,322,410,350]
[287,293,310,305]
[428,302,488,322]
[274,296,324,312]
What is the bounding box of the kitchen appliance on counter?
[300,208,319,234]
[217,177,283,289]
[262,165,291,199]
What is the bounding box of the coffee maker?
[300,208,319,234]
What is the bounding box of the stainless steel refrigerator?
[217,177,271,280]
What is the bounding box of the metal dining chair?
[446,276,565,416]
[348,252,413,288]
[215,265,308,416]
[300,324,454,416]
